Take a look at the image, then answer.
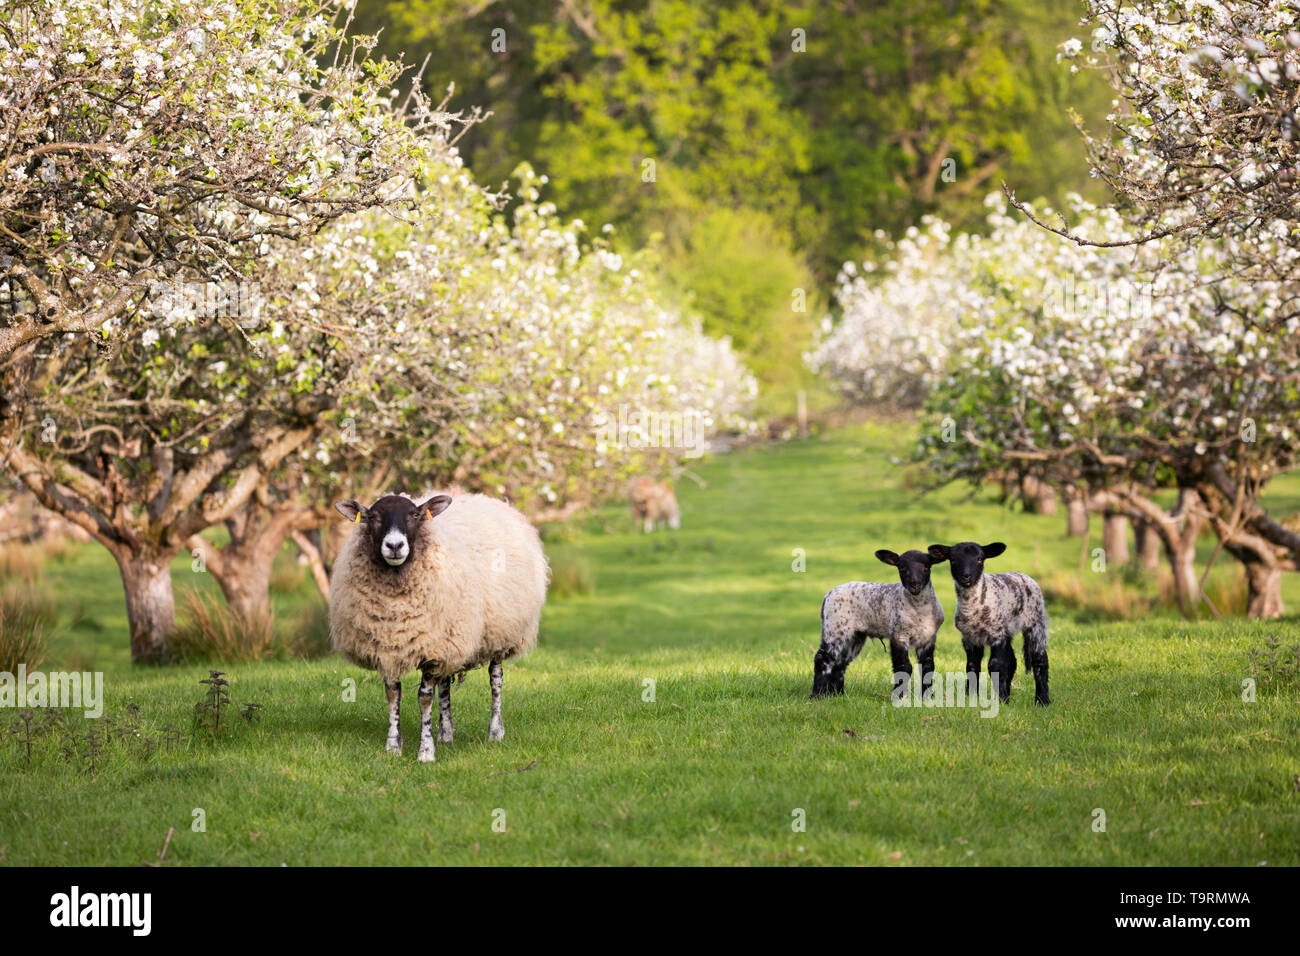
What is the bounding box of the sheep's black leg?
[889,641,913,701]
[988,641,1014,702]
[417,668,438,763]
[964,642,984,700]
[1024,621,1050,705]
[488,659,505,741]
[916,642,936,701]
[437,676,455,742]
[383,678,402,754]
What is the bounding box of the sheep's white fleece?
[330,493,549,681]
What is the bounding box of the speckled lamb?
[811,549,947,698]
[330,492,549,762]
[928,541,1049,705]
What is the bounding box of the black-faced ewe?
[329,493,549,762]
[811,549,947,698]
[927,541,1049,705]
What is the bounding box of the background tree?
[352,0,1112,401]
[0,0,478,659]
[913,197,1300,617]
[1061,0,1300,283]
[0,0,443,363]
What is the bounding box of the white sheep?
[330,492,548,762]
[811,548,947,698]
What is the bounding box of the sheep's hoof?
[488,723,505,742]
[417,745,436,763]
[437,728,455,743]
[385,734,403,754]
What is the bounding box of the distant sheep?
[330,492,548,762]
[927,541,1049,705]
[629,477,680,533]
[811,548,947,698]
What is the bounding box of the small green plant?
[12,709,36,764]
[192,670,262,740]
[194,670,232,734]
[162,724,184,751]
[1247,636,1300,687]
[83,723,104,774]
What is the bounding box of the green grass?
[2,421,1299,865]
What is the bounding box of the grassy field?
[2,421,1299,865]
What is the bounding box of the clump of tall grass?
[1042,570,1156,621]
[0,585,54,672]
[1043,562,1248,621]
[0,543,45,583]
[1203,569,1247,617]
[169,590,275,663]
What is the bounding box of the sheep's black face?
[929,541,1005,589]
[334,494,453,570]
[876,548,943,595]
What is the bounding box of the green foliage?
[662,207,817,390]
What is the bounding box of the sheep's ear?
[415,494,453,521]
[927,544,950,562]
[875,549,900,566]
[981,542,1007,559]
[334,499,365,523]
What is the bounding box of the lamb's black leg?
[811,645,835,697]
[916,642,936,701]
[812,639,852,698]
[383,678,402,754]
[1023,622,1050,705]
[988,641,1014,702]
[889,641,913,701]
[964,641,985,700]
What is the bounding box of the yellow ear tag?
[425,509,433,521]
[353,512,360,524]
